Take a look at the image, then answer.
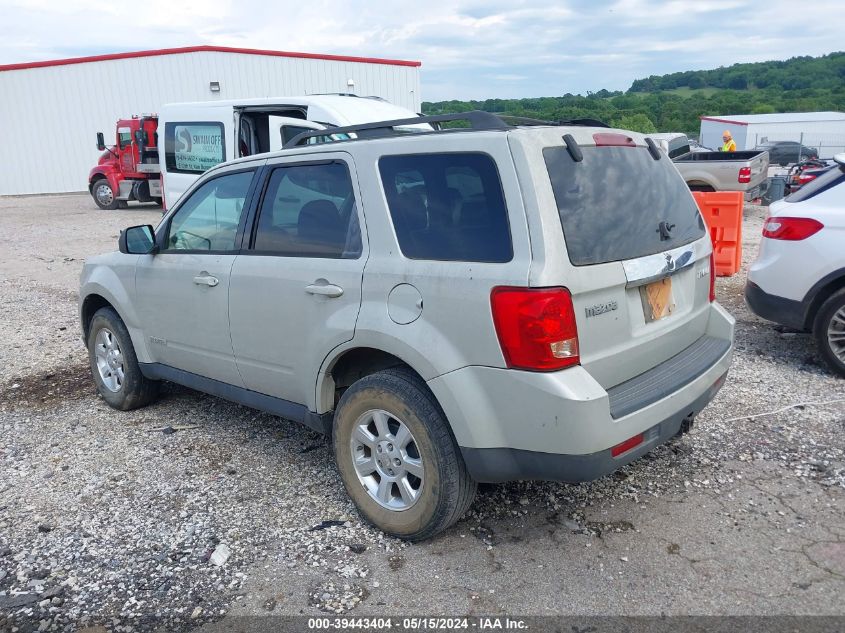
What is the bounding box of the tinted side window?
[252,162,362,259]
[166,171,254,252]
[379,153,512,262]
[118,128,132,149]
[667,138,691,158]
[164,121,226,174]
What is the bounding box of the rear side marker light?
[738,166,752,184]
[762,217,823,240]
[490,286,580,372]
[611,433,644,457]
[593,133,636,147]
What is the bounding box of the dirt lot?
[1,193,843,631]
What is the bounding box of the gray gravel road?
[0,194,843,632]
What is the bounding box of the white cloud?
[0,0,840,100]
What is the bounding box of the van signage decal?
[173,124,224,172]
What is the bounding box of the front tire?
[87,307,159,409]
[333,369,476,541]
[91,178,119,210]
[814,289,845,377]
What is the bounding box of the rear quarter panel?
[316,132,531,411]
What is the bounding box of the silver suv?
[80,112,735,540]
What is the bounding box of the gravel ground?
[0,194,843,632]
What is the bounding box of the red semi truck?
[89,115,162,209]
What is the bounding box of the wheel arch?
[804,267,845,330]
[80,293,116,340]
[317,346,431,415]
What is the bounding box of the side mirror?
[119,225,157,255]
[96,132,106,151]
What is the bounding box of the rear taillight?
[738,166,752,184]
[709,252,716,302]
[490,287,580,371]
[762,217,823,241]
[797,173,817,185]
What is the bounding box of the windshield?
[544,146,705,266]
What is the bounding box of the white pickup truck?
[651,133,769,200]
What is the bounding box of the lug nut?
[393,458,401,466]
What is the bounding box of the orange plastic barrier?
[691,191,743,277]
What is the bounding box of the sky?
[0,0,841,102]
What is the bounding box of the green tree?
[610,113,657,133]
[750,103,776,114]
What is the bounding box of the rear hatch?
[541,137,715,391]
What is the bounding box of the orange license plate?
[641,277,675,321]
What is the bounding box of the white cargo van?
[158,95,424,206]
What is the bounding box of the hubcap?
[94,328,124,392]
[95,183,113,205]
[828,306,845,362]
[350,409,424,511]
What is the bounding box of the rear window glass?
[665,137,691,159]
[786,165,845,202]
[379,153,512,262]
[544,146,705,266]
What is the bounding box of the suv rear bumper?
[461,375,725,483]
[428,303,734,483]
[744,281,806,331]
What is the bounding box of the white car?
[746,153,845,376]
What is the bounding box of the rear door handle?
[193,274,219,287]
[305,282,344,298]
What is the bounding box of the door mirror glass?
[96,132,106,151]
[119,225,157,254]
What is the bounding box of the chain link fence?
[752,132,845,162]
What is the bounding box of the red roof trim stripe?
[699,115,749,126]
[0,45,421,72]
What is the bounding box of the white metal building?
[0,45,422,195]
[700,111,845,157]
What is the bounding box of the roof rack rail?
[282,110,609,149]
[283,110,509,148]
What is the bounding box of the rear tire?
[814,289,845,377]
[91,178,118,210]
[87,307,159,409]
[333,369,476,541]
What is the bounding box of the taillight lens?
[490,287,580,371]
[738,166,752,183]
[762,217,823,240]
[709,252,716,302]
[797,173,817,184]
[611,433,644,457]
